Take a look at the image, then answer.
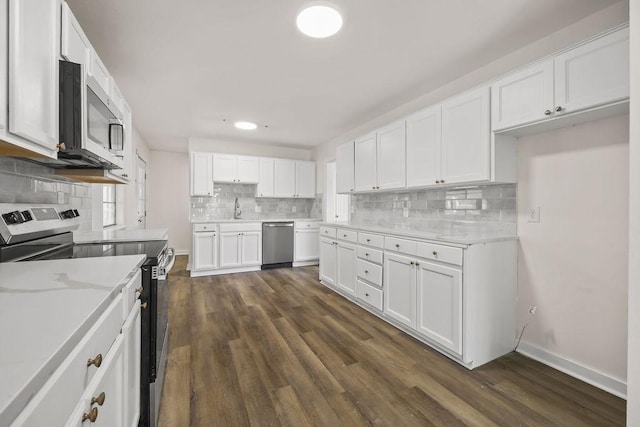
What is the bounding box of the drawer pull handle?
[82,407,99,423]
[365,253,369,256]
[91,392,106,406]
[395,244,400,248]
[366,239,370,242]
[432,251,438,256]
[87,353,102,368]
[343,234,347,237]
[141,302,148,309]
[416,262,420,267]
[544,109,552,116]
[135,286,143,294]
[410,261,415,265]
[365,293,370,297]
[364,270,369,274]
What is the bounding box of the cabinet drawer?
[121,269,142,322]
[356,280,383,311]
[384,236,417,256]
[193,223,217,232]
[357,246,383,265]
[416,242,463,266]
[336,229,358,243]
[358,232,384,248]
[11,295,123,427]
[218,222,261,232]
[295,221,320,230]
[319,226,336,239]
[357,259,382,287]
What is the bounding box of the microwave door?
[109,121,124,152]
[86,87,112,149]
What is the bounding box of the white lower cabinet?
[294,229,319,262]
[319,225,517,369]
[240,231,262,266]
[336,241,357,296]
[219,232,242,269]
[416,261,462,355]
[319,236,337,285]
[121,301,141,427]
[193,231,218,270]
[193,223,261,275]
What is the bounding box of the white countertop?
[320,221,518,245]
[0,255,145,425]
[191,218,321,224]
[73,228,169,244]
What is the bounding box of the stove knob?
[72,209,80,217]
[2,211,24,225]
[21,211,33,222]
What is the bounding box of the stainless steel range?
[0,204,174,427]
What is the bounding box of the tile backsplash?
[351,184,517,224]
[191,183,321,220]
[0,157,93,231]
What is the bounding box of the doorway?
[136,155,147,229]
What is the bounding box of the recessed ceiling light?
[234,121,258,130]
[296,2,343,38]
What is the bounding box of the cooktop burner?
[36,240,167,262]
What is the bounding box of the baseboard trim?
[174,249,189,256]
[292,260,319,267]
[516,342,627,399]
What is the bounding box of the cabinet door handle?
[141,302,148,309]
[82,407,99,423]
[366,239,370,242]
[364,270,369,274]
[91,392,106,406]
[365,253,369,257]
[555,106,563,112]
[410,261,415,265]
[432,251,438,256]
[416,262,420,267]
[136,286,143,294]
[544,109,552,116]
[87,353,103,368]
[365,293,370,297]
[395,244,400,248]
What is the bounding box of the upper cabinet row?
[337,26,629,194]
[191,152,316,199]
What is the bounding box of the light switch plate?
[527,206,540,222]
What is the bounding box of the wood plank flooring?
[157,256,626,426]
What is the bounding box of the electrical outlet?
[254,205,262,213]
[527,206,540,223]
[528,305,537,315]
[402,207,409,218]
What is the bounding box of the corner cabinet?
[0,0,60,158]
[318,224,518,369]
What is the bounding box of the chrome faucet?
[233,197,242,219]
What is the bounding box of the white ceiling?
[66,0,623,152]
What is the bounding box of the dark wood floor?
[157,256,625,426]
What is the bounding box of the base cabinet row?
[319,225,517,368]
[192,224,262,274]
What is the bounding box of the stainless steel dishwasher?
[262,221,294,269]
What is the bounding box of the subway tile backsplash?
[351,184,517,224]
[191,183,321,220]
[0,157,93,231]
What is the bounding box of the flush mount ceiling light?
[296,2,343,38]
[234,121,258,130]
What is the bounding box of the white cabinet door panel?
[89,51,111,95]
[213,154,237,183]
[376,121,406,190]
[122,302,141,427]
[257,158,275,197]
[241,231,262,266]
[491,60,554,131]
[319,238,336,286]
[295,229,319,262]
[406,107,441,187]
[336,141,355,193]
[236,156,260,183]
[219,233,241,268]
[8,0,59,150]
[441,87,490,184]
[416,261,462,355]
[193,232,218,270]
[61,2,91,67]
[295,161,316,198]
[336,242,357,296]
[554,28,629,114]
[354,133,377,191]
[0,0,7,132]
[383,253,416,328]
[274,159,296,197]
[190,152,213,196]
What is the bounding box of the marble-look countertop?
[191,218,322,224]
[320,221,518,246]
[0,255,145,425]
[73,228,169,244]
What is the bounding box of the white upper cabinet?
[274,159,296,197]
[554,27,629,115]
[441,86,490,184]
[295,161,316,198]
[406,106,441,187]
[109,82,125,116]
[492,26,629,132]
[0,0,7,133]
[491,60,554,131]
[89,50,111,96]
[336,141,355,194]
[213,154,259,183]
[61,2,91,68]
[256,158,274,197]
[376,121,406,190]
[190,152,214,196]
[7,0,60,153]
[354,133,377,191]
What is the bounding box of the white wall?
[516,115,629,394]
[311,2,628,193]
[189,137,312,160]
[627,0,639,422]
[146,150,191,254]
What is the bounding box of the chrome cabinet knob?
[432,251,438,256]
[555,106,563,112]
[544,109,552,116]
